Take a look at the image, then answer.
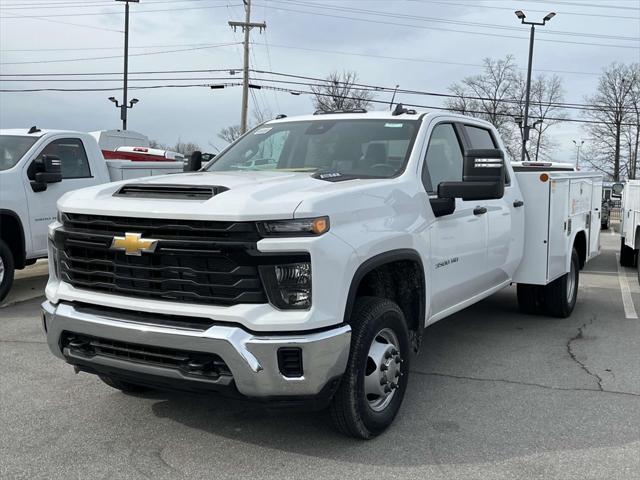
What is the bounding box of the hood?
[58,170,379,221]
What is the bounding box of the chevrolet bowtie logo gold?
[110,232,158,256]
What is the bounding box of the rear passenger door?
[425,122,488,318]
[461,124,523,286]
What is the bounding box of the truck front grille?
[55,213,274,306]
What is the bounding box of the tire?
[543,248,579,318]
[516,283,544,314]
[619,237,637,267]
[99,375,152,394]
[0,239,16,303]
[330,296,410,439]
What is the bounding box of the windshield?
[0,135,38,172]
[206,119,419,178]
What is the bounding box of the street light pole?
[573,139,584,169]
[115,0,139,131]
[514,10,555,162]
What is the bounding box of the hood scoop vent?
[114,183,228,200]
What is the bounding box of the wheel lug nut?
[384,386,391,393]
[380,364,388,371]
[391,383,398,390]
[395,356,402,364]
[384,351,392,359]
[391,348,398,356]
[380,378,387,385]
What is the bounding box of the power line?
[251,42,602,77]
[0,43,242,65]
[0,3,241,18]
[527,0,640,11]
[0,82,242,92]
[254,1,639,49]
[0,0,224,9]
[275,0,639,42]
[410,0,639,21]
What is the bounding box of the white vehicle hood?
[58,170,378,221]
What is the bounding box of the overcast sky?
[1,0,639,162]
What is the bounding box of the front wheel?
[543,248,579,318]
[0,239,16,303]
[330,297,410,439]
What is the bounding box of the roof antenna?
[392,104,417,116]
[28,126,41,134]
[389,84,399,110]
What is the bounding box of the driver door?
[23,137,95,256]
[423,122,488,319]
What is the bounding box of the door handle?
[513,200,524,208]
[473,206,487,215]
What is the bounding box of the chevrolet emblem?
[110,232,158,256]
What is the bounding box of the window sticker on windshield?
[254,127,272,135]
[384,123,403,128]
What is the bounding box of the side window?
[465,125,496,149]
[39,138,91,179]
[422,123,463,193]
[239,130,289,168]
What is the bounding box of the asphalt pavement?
[1,226,638,480]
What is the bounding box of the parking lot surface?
[1,227,638,480]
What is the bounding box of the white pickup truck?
[42,110,602,439]
[0,128,183,301]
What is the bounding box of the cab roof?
[0,128,84,137]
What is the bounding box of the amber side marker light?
[540,173,550,182]
[311,217,329,235]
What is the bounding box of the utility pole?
[114,0,139,131]
[514,10,555,162]
[573,140,584,169]
[229,0,266,134]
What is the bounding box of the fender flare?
[0,209,26,269]
[343,248,426,328]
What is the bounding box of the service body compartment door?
[589,178,603,257]
[512,172,551,285]
[548,179,570,282]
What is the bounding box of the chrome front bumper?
[42,301,351,398]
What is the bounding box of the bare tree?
[217,125,243,144]
[583,63,637,181]
[624,63,640,179]
[217,109,272,145]
[446,56,520,157]
[447,56,567,161]
[172,140,201,156]
[511,73,567,161]
[310,70,375,112]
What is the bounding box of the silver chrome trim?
[42,301,351,397]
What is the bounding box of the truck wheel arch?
[0,210,26,270]
[572,230,587,270]
[343,249,426,352]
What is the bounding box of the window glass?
[40,138,91,178]
[206,120,419,179]
[423,124,463,192]
[0,135,38,171]
[465,125,496,149]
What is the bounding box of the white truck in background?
[617,181,640,273]
[42,109,602,438]
[0,128,183,301]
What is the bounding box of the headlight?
[257,217,329,237]
[259,262,312,309]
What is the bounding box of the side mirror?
[438,149,505,201]
[612,182,624,198]
[34,155,63,184]
[183,151,202,172]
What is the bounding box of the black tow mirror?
[34,155,63,184]
[612,182,624,198]
[184,151,203,172]
[438,148,505,201]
